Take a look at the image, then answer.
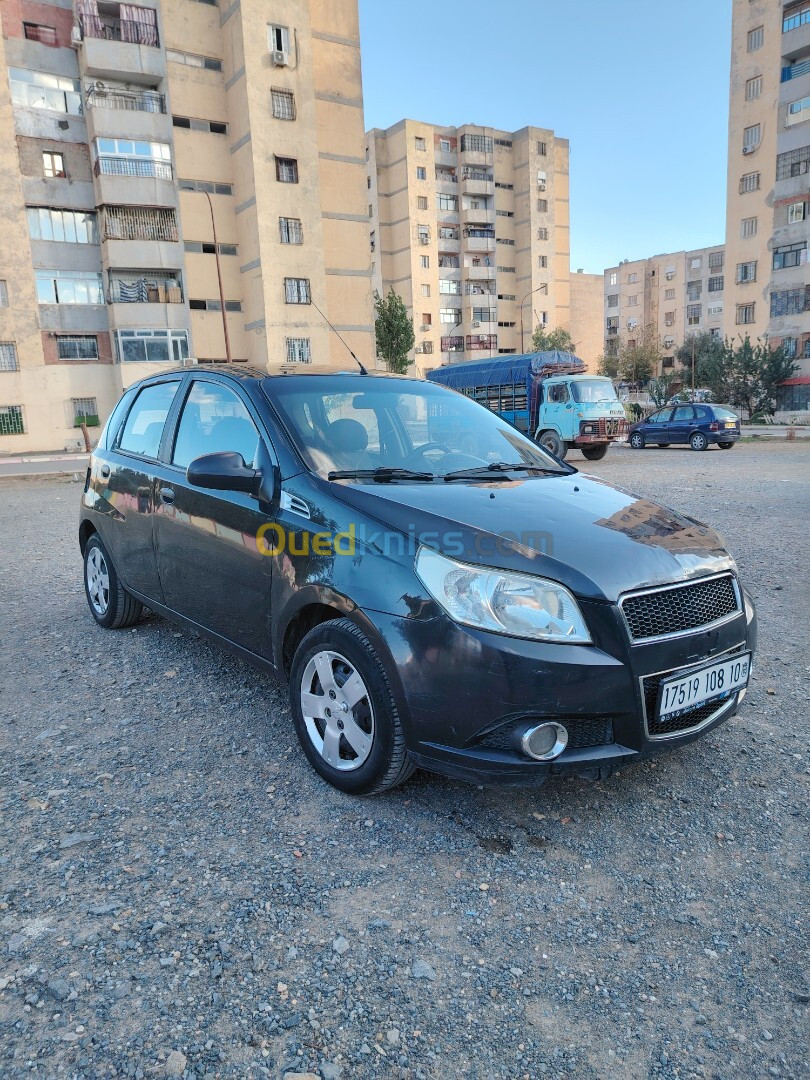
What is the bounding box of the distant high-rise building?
[0,0,372,451]
[724,0,809,408]
[367,120,571,369]
[603,246,726,373]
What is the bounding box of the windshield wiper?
[442,462,568,482]
[327,466,435,483]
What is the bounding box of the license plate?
[658,653,751,720]
[724,421,736,428]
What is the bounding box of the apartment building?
[0,0,372,452]
[569,270,603,372]
[368,120,571,370]
[603,246,726,372]
[724,0,810,405]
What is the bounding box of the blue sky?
[358,0,732,274]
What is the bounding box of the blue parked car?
[628,404,741,451]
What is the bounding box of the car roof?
[136,364,409,383]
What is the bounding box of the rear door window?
[118,381,179,459]
[172,381,260,469]
[672,406,695,421]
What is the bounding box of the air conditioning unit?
[471,320,481,327]
[419,235,430,245]
[742,145,754,155]
[419,324,430,332]
[70,24,82,47]
[271,49,289,67]
[478,335,488,343]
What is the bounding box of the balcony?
[465,282,495,296]
[782,9,810,61]
[435,169,457,192]
[461,206,495,228]
[108,271,183,304]
[463,233,495,254]
[434,149,456,168]
[95,156,172,181]
[461,170,494,197]
[437,240,460,258]
[80,12,159,47]
[86,86,165,113]
[441,336,463,353]
[465,264,496,280]
[79,7,164,82]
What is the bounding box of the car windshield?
[265,375,569,480]
[712,407,738,420]
[570,379,619,403]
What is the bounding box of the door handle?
[159,486,175,504]
[100,464,110,478]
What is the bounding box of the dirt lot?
[1,441,807,1080]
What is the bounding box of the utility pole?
[204,190,232,363]
[520,283,549,353]
[691,335,696,399]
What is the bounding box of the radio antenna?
[310,298,368,375]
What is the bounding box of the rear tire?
[690,431,708,451]
[629,432,645,449]
[537,430,566,459]
[83,534,143,629]
[581,444,608,461]
[717,441,735,450]
[289,618,415,795]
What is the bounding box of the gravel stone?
[0,447,807,1079]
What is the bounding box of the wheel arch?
[79,518,97,554]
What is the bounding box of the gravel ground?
[1,441,808,1080]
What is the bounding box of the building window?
[268,24,290,53]
[420,255,429,269]
[609,271,617,286]
[745,76,762,100]
[536,140,547,155]
[414,136,426,150]
[497,266,516,273]
[284,277,311,304]
[416,166,426,180]
[708,251,724,270]
[708,275,724,292]
[0,406,24,435]
[439,280,460,294]
[42,151,66,179]
[27,207,98,244]
[786,95,810,127]
[497,321,516,328]
[421,313,432,327]
[777,146,810,181]
[9,67,81,114]
[73,397,99,426]
[439,308,458,323]
[496,237,515,245]
[687,304,701,325]
[627,272,638,283]
[23,22,58,46]
[707,302,723,317]
[439,139,451,152]
[770,287,809,316]
[782,337,798,358]
[740,173,761,198]
[787,200,807,224]
[784,5,810,32]
[437,194,458,211]
[494,139,512,148]
[538,255,547,268]
[494,182,514,191]
[166,49,222,72]
[417,196,428,210]
[736,302,756,324]
[271,88,296,121]
[275,156,298,183]
[460,134,493,153]
[189,299,242,311]
[102,206,178,242]
[690,257,701,271]
[743,124,761,151]
[536,170,546,190]
[496,210,514,217]
[0,281,7,307]
[537,227,549,240]
[741,216,757,238]
[419,284,430,297]
[35,270,103,304]
[664,312,675,327]
[94,137,172,180]
[686,281,702,301]
[0,343,19,372]
[736,260,757,283]
[173,116,228,134]
[607,294,619,308]
[627,294,638,306]
[115,329,189,363]
[664,288,676,300]
[178,179,234,195]
[57,335,99,360]
[286,337,311,364]
[747,26,763,51]
[442,335,463,352]
[773,242,807,269]
[537,198,547,212]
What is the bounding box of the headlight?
[414,547,591,644]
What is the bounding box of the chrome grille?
[621,574,739,642]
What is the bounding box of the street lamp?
[520,283,548,353]
[203,190,232,363]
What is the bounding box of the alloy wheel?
[299,650,375,771]
[86,547,110,615]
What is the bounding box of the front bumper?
[363,589,756,785]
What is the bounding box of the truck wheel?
[538,431,566,459]
[581,445,608,461]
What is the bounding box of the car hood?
[324,471,736,603]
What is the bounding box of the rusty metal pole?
[204,190,231,363]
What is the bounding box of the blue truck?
[427,350,628,461]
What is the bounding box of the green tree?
[531,325,575,353]
[727,336,797,417]
[597,351,620,379]
[373,288,415,374]
[607,327,660,384]
[675,332,730,402]
[648,374,677,407]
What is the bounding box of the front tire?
[630,432,645,449]
[690,431,708,451]
[581,444,608,461]
[537,430,566,459]
[717,441,735,450]
[83,534,143,629]
[289,618,415,795]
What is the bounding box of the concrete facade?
[0,0,373,451]
[568,271,603,372]
[367,120,570,372]
[603,246,726,373]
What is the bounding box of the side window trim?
[114,378,182,461]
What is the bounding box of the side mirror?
[187,451,259,494]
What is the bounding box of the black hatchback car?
[80,366,756,795]
[628,404,741,451]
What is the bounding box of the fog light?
[521,722,568,761]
